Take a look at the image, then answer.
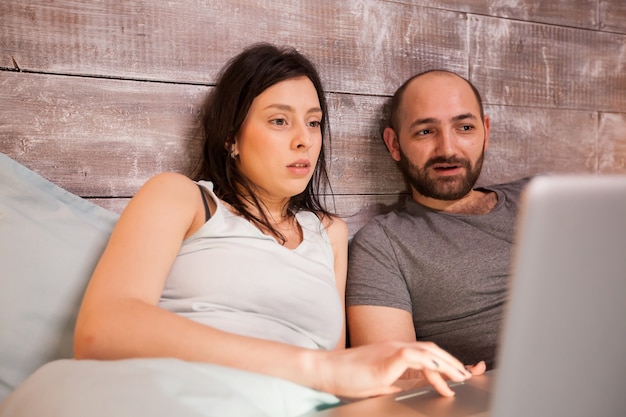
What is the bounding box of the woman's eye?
[308,120,321,128]
[270,119,287,126]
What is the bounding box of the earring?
[230,150,238,159]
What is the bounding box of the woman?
[1,44,471,417]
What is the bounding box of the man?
[346,70,530,371]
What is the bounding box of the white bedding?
[0,358,340,417]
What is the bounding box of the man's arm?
[348,305,432,385]
[347,305,416,346]
[347,305,487,381]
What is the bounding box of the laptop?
[311,175,626,417]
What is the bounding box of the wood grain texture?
[327,94,405,195]
[0,71,207,196]
[600,0,626,33]
[0,1,467,95]
[478,105,600,186]
[402,0,599,29]
[598,113,626,173]
[469,15,626,112]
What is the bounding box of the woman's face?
[233,76,323,204]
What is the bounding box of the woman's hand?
[395,359,487,391]
[310,340,472,399]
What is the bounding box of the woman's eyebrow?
[263,104,322,114]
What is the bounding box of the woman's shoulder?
[129,172,200,213]
[320,213,348,245]
[320,213,346,230]
[120,173,210,238]
[142,172,197,189]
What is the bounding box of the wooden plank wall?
[1,0,625,236]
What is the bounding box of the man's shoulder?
[351,206,404,242]
[483,176,533,196]
[365,201,416,226]
[351,200,429,244]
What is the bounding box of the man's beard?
[397,147,485,201]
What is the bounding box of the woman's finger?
[467,360,486,375]
[422,368,456,397]
[410,342,472,382]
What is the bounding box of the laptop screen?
[491,175,626,417]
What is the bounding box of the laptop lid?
[490,175,626,417]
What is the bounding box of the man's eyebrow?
[452,113,478,122]
[408,113,478,130]
[409,117,438,130]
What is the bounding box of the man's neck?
[412,188,498,215]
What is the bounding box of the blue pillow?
[0,153,119,401]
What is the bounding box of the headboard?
[1,0,625,236]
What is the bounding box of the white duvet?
[0,358,340,417]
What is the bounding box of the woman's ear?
[382,127,401,162]
[229,144,239,159]
[225,136,239,159]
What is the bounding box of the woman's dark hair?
[193,43,333,243]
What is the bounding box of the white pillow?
[0,153,119,402]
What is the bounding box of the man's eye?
[460,125,473,131]
[416,129,431,136]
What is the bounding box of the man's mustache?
[424,156,471,169]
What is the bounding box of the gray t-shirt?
[346,178,531,368]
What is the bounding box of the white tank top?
[158,181,343,350]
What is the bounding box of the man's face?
[384,72,490,204]
[397,140,485,201]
